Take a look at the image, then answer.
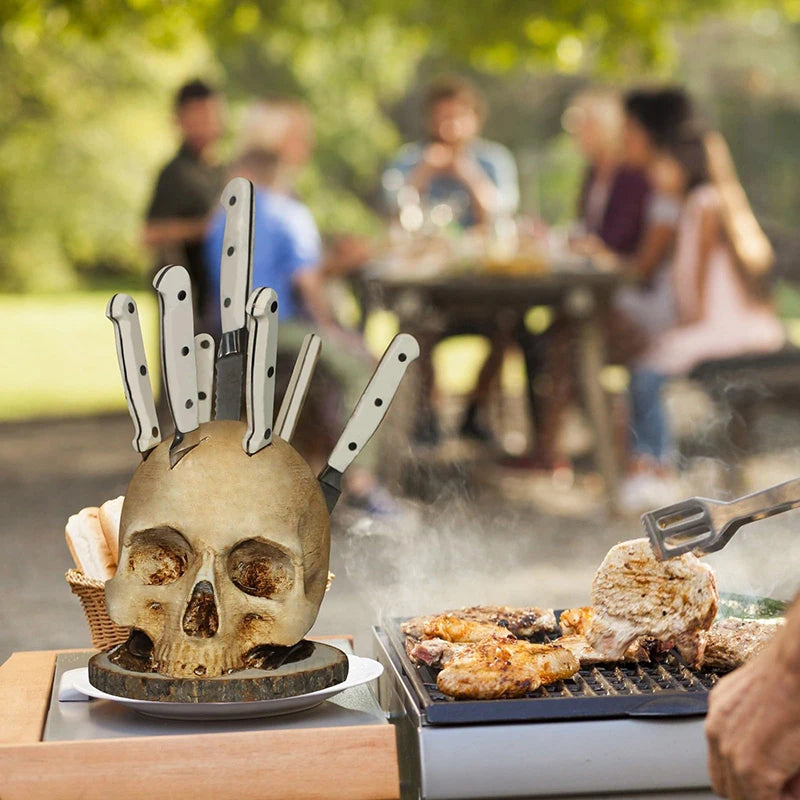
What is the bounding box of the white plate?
[60,654,383,720]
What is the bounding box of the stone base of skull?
[103,421,332,681]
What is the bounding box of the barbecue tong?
[643,476,800,560]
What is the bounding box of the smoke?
[334,478,622,632]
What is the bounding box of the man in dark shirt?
[143,79,225,326]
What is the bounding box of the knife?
[106,293,161,458]
[153,265,202,467]
[215,177,255,420]
[194,333,215,424]
[275,333,322,443]
[242,287,279,456]
[318,333,419,513]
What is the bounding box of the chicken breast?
[586,538,718,667]
[436,638,579,700]
[401,605,556,639]
[700,617,783,672]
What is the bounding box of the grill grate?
[388,615,727,725]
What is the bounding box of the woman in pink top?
[624,129,784,506]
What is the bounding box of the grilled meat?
[436,638,579,700]
[553,634,655,666]
[421,614,517,643]
[558,607,595,636]
[400,605,556,639]
[406,636,462,667]
[700,617,783,672]
[586,538,718,667]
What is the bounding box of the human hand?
[706,637,800,799]
[422,142,456,172]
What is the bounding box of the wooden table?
[360,265,623,508]
[0,639,399,800]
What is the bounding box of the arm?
[628,221,675,281]
[691,204,720,321]
[706,599,800,799]
[450,152,500,224]
[142,216,210,248]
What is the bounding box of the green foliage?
[0,0,789,290]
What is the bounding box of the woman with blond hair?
[567,89,650,257]
[622,127,785,508]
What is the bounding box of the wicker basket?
[66,569,129,650]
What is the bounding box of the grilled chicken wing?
[421,614,516,643]
[401,605,556,639]
[553,634,655,666]
[436,639,579,700]
[700,617,783,672]
[558,607,595,636]
[586,538,718,667]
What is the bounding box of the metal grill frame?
[387,614,726,725]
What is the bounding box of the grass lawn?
[0,291,160,420]
[7,283,796,422]
[0,293,517,421]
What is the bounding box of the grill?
[385,614,726,725]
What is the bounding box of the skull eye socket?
[127,527,192,586]
[227,539,294,598]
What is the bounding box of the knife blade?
[215,177,255,420]
[275,333,322,443]
[153,265,202,467]
[242,287,279,456]
[194,333,215,424]
[318,333,419,513]
[106,293,161,457]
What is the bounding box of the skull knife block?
[105,420,331,679]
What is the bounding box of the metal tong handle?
[711,476,800,549]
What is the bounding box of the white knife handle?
[243,287,279,455]
[106,293,161,454]
[194,333,215,424]
[276,333,322,442]
[328,333,419,473]
[153,265,199,435]
[219,177,254,335]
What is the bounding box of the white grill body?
[373,628,719,799]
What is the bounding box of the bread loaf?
[98,496,124,565]
[65,507,116,582]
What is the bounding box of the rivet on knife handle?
[275,333,322,442]
[153,265,201,467]
[243,287,279,456]
[106,293,161,457]
[195,333,215,424]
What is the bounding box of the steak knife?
[275,333,322,443]
[215,177,255,420]
[106,293,161,457]
[194,333,215,424]
[318,333,419,513]
[242,287,279,456]
[153,265,202,467]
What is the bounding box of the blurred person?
[237,98,371,278]
[384,76,519,227]
[623,127,784,509]
[143,79,225,325]
[705,593,800,800]
[204,148,394,514]
[383,77,520,444]
[566,89,650,257]
[513,89,684,474]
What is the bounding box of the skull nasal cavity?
[182,580,219,638]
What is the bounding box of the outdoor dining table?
[356,256,625,509]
